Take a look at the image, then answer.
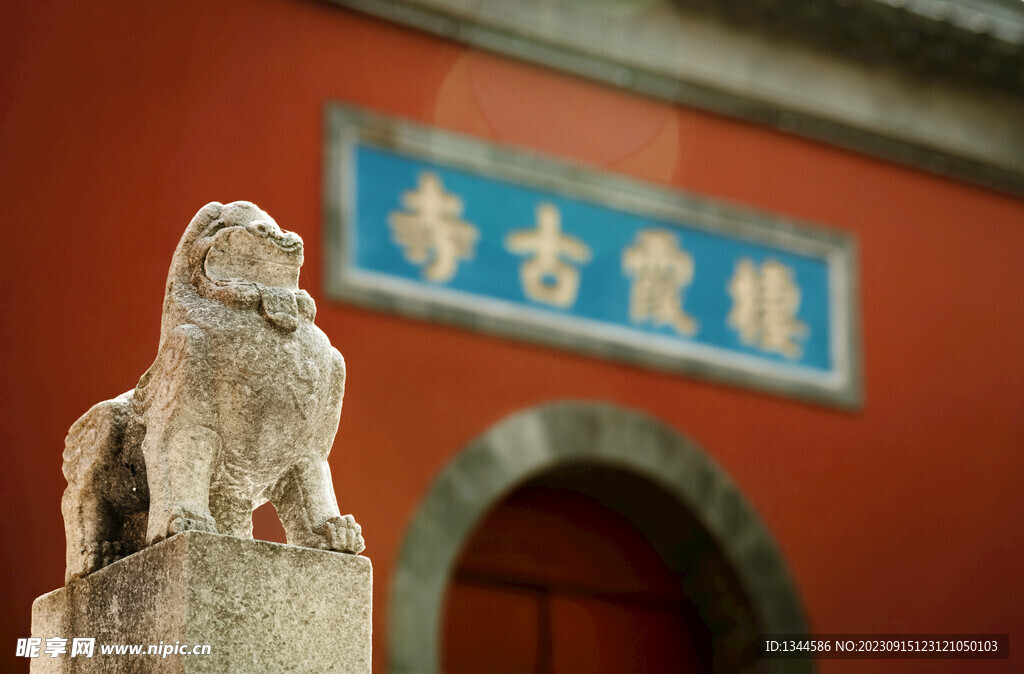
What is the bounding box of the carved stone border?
[324,103,863,409]
[387,402,811,673]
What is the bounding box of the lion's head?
[161,201,316,341]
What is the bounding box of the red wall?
[2,1,1022,672]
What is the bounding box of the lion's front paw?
[151,505,218,542]
[313,514,364,554]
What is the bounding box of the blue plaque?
[325,104,861,407]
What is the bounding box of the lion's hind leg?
[209,489,255,539]
[62,393,137,583]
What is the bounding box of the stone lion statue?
[62,201,364,583]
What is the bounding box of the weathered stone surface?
[31,531,372,673]
[61,201,363,584]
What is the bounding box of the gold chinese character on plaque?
[622,229,698,336]
[505,203,591,308]
[388,171,479,282]
[727,258,807,358]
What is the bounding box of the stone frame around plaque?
[323,103,862,408]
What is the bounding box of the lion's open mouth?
[204,225,303,290]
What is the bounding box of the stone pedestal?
[31,532,372,673]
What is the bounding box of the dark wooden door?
[443,486,710,673]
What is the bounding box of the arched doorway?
[389,402,810,673]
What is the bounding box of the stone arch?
[388,401,810,673]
